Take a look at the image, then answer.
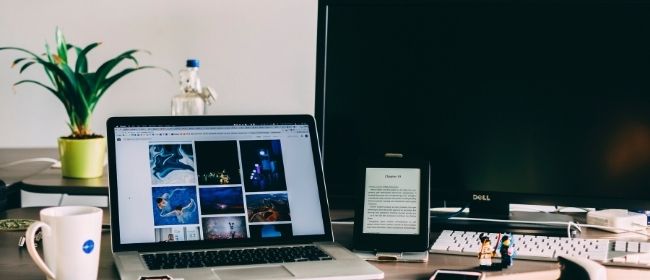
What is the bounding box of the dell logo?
[472,194,491,201]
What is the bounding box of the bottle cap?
[186,59,200,68]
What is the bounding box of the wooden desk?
[1,148,108,209]
[1,208,649,279]
[0,207,116,280]
[20,167,108,196]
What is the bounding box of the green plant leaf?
[0,46,42,60]
[3,45,90,118]
[81,72,98,92]
[93,49,141,94]
[55,28,68,64]
[13,79,65,104]
[75,71,93,112]
[43,43,57,86]
[59,64,92,127]
[0,46,60,97]
[37,58,82,115]
[95,50,139,77]
[44,43,53,62]
[68,43,83,70]
[1,29,170,137]
[92,66,147,109]
[66,43,79,51]
[76,72,93,92]
[39,58,73,89]
[59,63,79,94]
[11,57,29,67]
[13,79,75,126]
[75,42,101,74]
[19,61,36,73]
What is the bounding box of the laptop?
[106,115,384,280]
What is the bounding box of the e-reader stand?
[354,250,429,263]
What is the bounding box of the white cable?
[331,221,354,225]
[0,158,59,169]
[567,221,583,238]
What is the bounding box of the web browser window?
[113,124,325,244]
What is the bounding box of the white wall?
[0,0,318,148]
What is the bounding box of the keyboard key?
[641,243,650,253]
[614,241,627,252]
[628,242,640,253]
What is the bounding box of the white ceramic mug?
[25,206,103,280]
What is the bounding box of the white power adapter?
[586,209,648,233]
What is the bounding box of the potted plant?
[1,28,167,178]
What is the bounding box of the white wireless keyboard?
[430,230,650,269]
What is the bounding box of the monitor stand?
[430,201,579,237]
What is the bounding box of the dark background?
[195,141,242,185]
[318,0,650,208]
[240,140,288,192]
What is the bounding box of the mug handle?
[26,221,56,280]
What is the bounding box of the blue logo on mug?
[82,240,94,254]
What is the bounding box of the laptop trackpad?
[212,265,294,280]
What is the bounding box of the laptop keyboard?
[142,245,333,270]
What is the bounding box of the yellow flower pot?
[58,137,106,178]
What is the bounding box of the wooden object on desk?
[0,147,108,195]
[1,209,649,279]
[1,148,59,209]
[1,148,108,210]
[20,167,108,196]
[330,210,650,279]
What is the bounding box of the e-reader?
[353,155,430,252]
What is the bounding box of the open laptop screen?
[107,115,330,251]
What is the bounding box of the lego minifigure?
[478,234,495,269]
[499,235,513,268]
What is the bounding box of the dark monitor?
[315,0,650,215]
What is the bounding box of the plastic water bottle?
[172,59,206,115]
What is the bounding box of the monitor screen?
[107,116,330,251]
[316,0,650,209]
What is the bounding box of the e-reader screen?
[362,167,421,235]
[353,157,430,252]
